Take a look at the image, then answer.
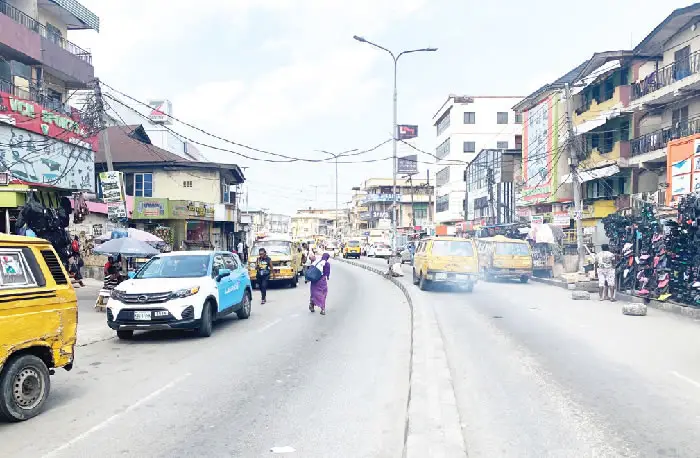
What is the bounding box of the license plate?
[456,274,470,281]
[134,311,151,321]
[435,273,448,280]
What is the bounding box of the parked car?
[398,246,413,264]
[368,243,392,258]
[107,251,252,339]
[0,234,77,421]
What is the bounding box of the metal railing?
[632,51,700,100]
[0,0,92,64]
[631,116,700,156]
[0,77,76,116]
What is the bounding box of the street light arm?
[353,35,396,60]
[396,47,438,61]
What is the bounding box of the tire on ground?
[0,354,51,422]
[571,290,590,300]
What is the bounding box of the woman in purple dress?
[309,252,331,315]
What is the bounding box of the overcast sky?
[71,0,692,214]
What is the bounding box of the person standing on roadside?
[237,240,245,262]
[596,243,616,302]
[303,243,314,284]
[256,248,272,304]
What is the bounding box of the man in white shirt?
[596,244,616,301]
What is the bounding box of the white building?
[432,95,524,225]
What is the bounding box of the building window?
[46,23,62,45]
[515,135,522,150]
[436,194,450,213]
[497,112,509,124]
[436,112,450,136]
[463,141,476,153]
[514,113,523,124]
[463,112,475,124]
[436,138,451,159]
[134,173,153,197]
[497,141,508,149]
[436,167,450,187]
[183,180,193,188]
[602,131,614,153]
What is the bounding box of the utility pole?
[487,167,496,225]
[318,149,357,239]
[426,169,432,229]
[92,78,113,172]
[565,83,586,272]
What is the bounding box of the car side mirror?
[216,268,231,281]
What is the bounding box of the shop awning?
[574,108,621,135]
[561,164,620,184]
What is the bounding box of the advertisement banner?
[0,125,95,191]
[397,125,418,140]
[552,211,570,227]
[133,197,169,219]
[98,171,126,203]
[397,155,418,175]
[523,94,559,202]
[0,91,98,151]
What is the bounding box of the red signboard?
[0,91,98,151]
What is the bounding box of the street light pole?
[318,149,358,239]
[353,35,437,250]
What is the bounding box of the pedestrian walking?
[596,243,616,302]
[309,252,331,315]
[255,248,272,304]
[238,240,244,261]
[303,243,313,284]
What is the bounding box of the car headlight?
[285,261,292,267]
[170,286,200,299]
[111,289,123,300]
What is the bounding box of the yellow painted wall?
[573,86,625,126]
[584,140,625,166]
[153,169,221,203]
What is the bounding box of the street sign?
[397,125,418,140]
[398,155,418,175]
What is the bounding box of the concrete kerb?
[336,257,467,458]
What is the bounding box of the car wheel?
[464,282,474,293]
[197,302,213,337]
[412,268,419,285]
[117,330,133,340]
[0,354,50,422]
[236,291,252,319]
[291,275,298,288]
[520,275,530,283]
[419,272,430,291]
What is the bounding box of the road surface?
[356,255,700,458]
[0,261,410,458]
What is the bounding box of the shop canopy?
[561,164,620,184]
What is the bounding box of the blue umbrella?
[94,237,160,257]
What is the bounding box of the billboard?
[398,124,418,140]
[0,90,98,151]
[666,135,700,205]
[147,100,173,124]
[0,126,95,191]
[398,155,418,175]
[522,94,559,202]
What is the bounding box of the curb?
[337,257,467,458]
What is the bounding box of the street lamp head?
[353,35,367,43]
[426,47,438,52]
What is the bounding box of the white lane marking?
[271,446,296,453]
[671,371,700,389]
[257,318,281,333]
[290,313,300,318]
[42,373,191,458]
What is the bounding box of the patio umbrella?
[94,237,160,257]
[95,228,163,243]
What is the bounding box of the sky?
[70,0,695,215]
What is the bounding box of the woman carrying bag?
[305,253,331,315]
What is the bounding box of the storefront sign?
[364,194,401,203]
[0,91,98,151]
[186,201,215,219]
[133,197,169,219]
[397,155,418,175]
[0,125,95,191]
[552,211,570,227]
[108,202,128,221]
[530,215,544,225]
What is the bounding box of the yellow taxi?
[343,239,362,259]
[476,235,533,283]
[248,236,300,288]
[0,234,77,421]
[412,236,479,292]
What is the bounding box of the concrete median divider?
[337,257,467,458]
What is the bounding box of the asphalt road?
[357,255,700,458]
[0,261,410,458]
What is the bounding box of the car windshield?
[431,240,474,257]
[254,241,291,255]
[348,241,360,247]
[377,244,390,249]
[495,242,530,256]
[135,255,210,279]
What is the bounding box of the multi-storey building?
[359,177,434,231]
[0,0,99,233]
[432,95,523,226]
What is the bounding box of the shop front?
[132,198,215,250]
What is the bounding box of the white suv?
[107,251,252,339]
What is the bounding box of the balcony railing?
[0,0,92,63]
[631,116,700,156]
[632,51,700,100]
[0,77,81,117]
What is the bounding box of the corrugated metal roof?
[48,0,100,31]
